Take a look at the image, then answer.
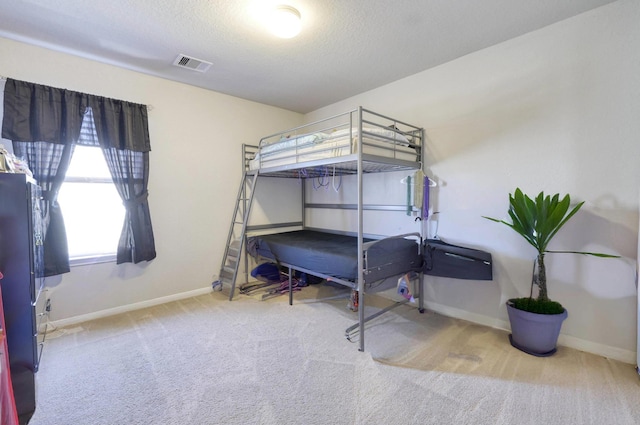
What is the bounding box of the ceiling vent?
[172,54,212,73]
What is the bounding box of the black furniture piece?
[423,238,493,281]
[0,173,45,424]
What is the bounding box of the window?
[3,79,156,273]
[57,145,125,263]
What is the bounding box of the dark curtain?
[12,142,75,276]
[102,147,156,264]
[3,80,85,276]
[2,78,156,273]
[82,103,156,264]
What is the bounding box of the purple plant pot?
[506,301,568,357]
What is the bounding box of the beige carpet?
[29,284,639,425]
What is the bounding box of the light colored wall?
[306,0,639,362]
[0,37,303,322]
[304,170,423,236]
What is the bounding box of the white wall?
[306,0,639,362]
[304,170,424,237]
[0,37,303,322]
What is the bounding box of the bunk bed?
[223,107,426,352]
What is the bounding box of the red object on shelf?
[1,279,20,425]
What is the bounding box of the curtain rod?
[0,75,153,110]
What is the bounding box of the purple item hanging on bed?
[423,175,429,219]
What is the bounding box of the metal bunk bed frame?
[213,106,425,352]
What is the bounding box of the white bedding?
[250,127,417,170]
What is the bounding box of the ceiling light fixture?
[268,5,302,39]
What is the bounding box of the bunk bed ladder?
[212,170,259,300]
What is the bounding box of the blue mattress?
[248,230,422,284]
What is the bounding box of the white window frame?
[58,146,125,266]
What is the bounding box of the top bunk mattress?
[248,108,423,175]
[249,127,419,171]
[247,230,422,284]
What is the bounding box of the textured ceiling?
[0,0,618,113]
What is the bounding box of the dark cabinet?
[0,173,44,424]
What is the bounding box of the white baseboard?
[423,300,637,365]
[557,334,637,365]
[49,287,212,329]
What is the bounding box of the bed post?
[419,127,426,314]
[357,106,365,352]
[288,266,294,306]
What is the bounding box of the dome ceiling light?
[268,5,302,39]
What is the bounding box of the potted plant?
[484,188,618,357]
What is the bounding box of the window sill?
[70,254,117,267]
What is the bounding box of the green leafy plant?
[484,188,618,314]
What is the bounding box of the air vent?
[172,54,212,73]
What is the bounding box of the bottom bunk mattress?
[247,230,422,285]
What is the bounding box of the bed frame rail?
[248,107,423,178]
